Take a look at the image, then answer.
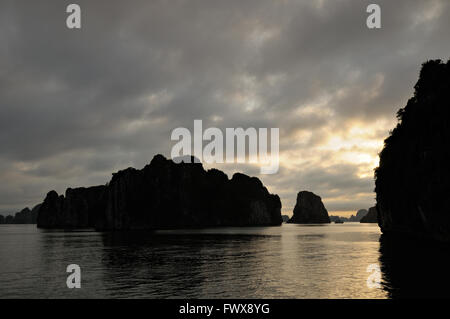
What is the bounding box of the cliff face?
[375,60,450,242]
[13,207,32,224]
[37,186,107,228]
[360,206,378,223]
[287,191,330,224]
[30,204,41,223]
[38,155,282,230]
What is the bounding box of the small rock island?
[287,191,330,224]
[37,155,282,230]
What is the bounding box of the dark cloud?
[1,0,449,214]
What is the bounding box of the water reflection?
[379,234,450,298]
[1,224,387,298]
[97,225,386,298]
[100,231,278,298]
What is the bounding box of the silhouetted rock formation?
[281,215,290,223]
[0,204,42,224]
[13,207,31,224]
[37,155,282,230]
[375,60,450,242]
[38,186,107,228]
[287,191,330,224]
[30,204,42,223]
[353,209,368,222]
[360,206,378,223]
[15,205,41,224]
[330,209,369,223]
[329,215,343,222]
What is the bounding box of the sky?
[1,0,450,217]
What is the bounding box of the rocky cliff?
[14,207,32,224]
[287,191,330,224]
[37,186,107,228]
[375,60,450,242]
[360,206,378,223]
[37,155,282,230]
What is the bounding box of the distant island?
[287,191,330,224]
[330,209,368,223]
[36,154,282,230]
[329,208,378,224]
[376,59,450,242]
[0,205,41,225]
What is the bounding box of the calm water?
[0,223,394,299]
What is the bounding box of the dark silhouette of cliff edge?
[37,155,282,230]
[37,187,106,228]
[375,60,450,242]
[287,191,330,224]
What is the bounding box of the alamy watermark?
[366,4,381,29]
[65,4,380,30]
[366,263,381,289]
[66,264,81,289]
[66,4,81,29]
[171,120,279,174]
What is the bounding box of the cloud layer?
[1,0,450,215]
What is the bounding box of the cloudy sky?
[1,0,449,216]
